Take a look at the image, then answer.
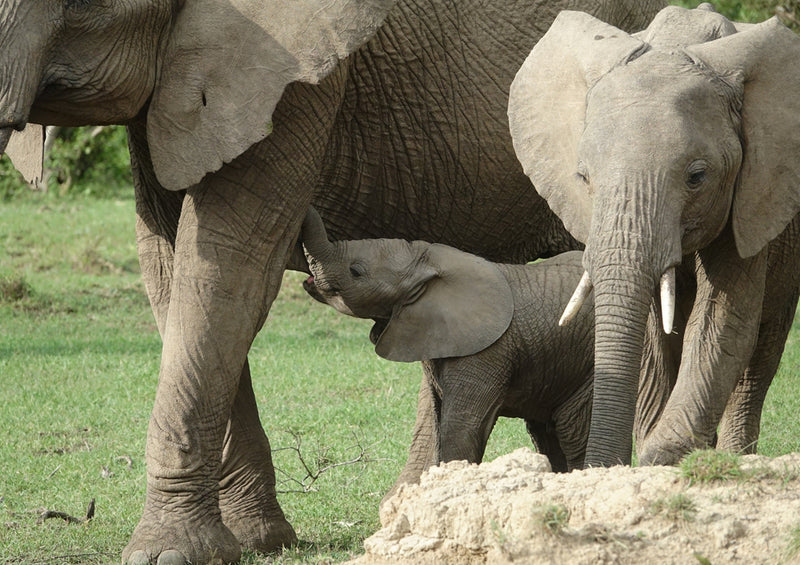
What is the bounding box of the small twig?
[36,498,95,525]
[46,465,61,479]
[274,430,378,494]
[36,510,83,525]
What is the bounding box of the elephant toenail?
[156,550,187,565]
[127,550,151,565]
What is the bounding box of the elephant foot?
[219,472,297,553]
[220,497,297,553]
[637,426,707,466]
[122,491,241,565]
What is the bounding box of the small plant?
[0,274,32,303]
[650,493,697,522]
[693,552,712,565]
[535,503,570,535]
[784,523,800,562]
[680,449,743,485]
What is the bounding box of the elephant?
[0,1,665,563]
[300,207,595,472]
[507,4,800,469]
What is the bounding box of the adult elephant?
[508,5,800,469]
[0,1,664,563]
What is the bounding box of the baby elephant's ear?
[375,244,514,362]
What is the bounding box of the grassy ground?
[0,194,531,564]
[1,193,799,564]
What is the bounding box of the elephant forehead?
[346,239,418,272]
[583,52,736,153]
[589,51,715,109]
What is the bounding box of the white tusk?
[660,267,676,334]
[559,271,593,327]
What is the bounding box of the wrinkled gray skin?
[508,4,800,468]
[0,1,664,563]
[301,208,595,473]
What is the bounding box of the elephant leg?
[552,377,594,471]
[716,217,800,453]
[382,362,441,508]
[124,77,339,564]
[129,119,296,560]
[436,360,504,464]
[124,173,308,565]
[635,267,691,448]
[525,420,568,472]
[219,360,297,552]
[638,229,768,466]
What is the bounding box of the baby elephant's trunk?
[302,207,335,261]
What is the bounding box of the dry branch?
[36,498,95,525]
[273,430,379,494]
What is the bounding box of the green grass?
[679,449,745,485]
[650,493,697,522]
[534,504,571,535]
[785,523,800,562]
[0,192,530,564]
[1,192,800,564]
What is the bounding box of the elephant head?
[507,5,800,466]
[0,0,395,189]
[301,207,514,362]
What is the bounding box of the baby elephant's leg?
[525,420,568,472]
[436,358,505,464]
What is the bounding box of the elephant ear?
[632,4,738,47]
[374,244,514,363]
[507,11,646,243]
[4,125,44,186]
[147,0,395,190]
[687,18,800,258]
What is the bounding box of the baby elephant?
[301,207,594,471]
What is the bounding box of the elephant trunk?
[583,259,655,467]
[301,206,335,262]
[579,172,682,467]
[0,4,50,152]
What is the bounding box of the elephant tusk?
[559,271,592,327]
[660,267,676,334]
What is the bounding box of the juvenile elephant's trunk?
[583,260,655,467]
[578,172,682,468]
[301,207,335,261]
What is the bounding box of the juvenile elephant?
[301,208,594,473]
[508,4,800,468]
[0,1,664,562]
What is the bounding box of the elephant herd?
[2,1,800,563]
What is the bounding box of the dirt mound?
[347,448,800,564]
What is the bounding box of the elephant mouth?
[369,318,389,345]
[302,275,326,305]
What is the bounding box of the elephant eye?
[685,161,708,190]
[349,263,366,278]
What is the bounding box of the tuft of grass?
[534,504,570,535]
[785,523,800,562]
[693,552,713,565]
[650,493,697,522]
[0,273,32,303]
[680,449,743,485]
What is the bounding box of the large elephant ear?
[4,125,44,186]
[687,18,800,258]
[147,0,395,190]
[507,11,646,243]
[374,244,514,363]
[632,4,738,47]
